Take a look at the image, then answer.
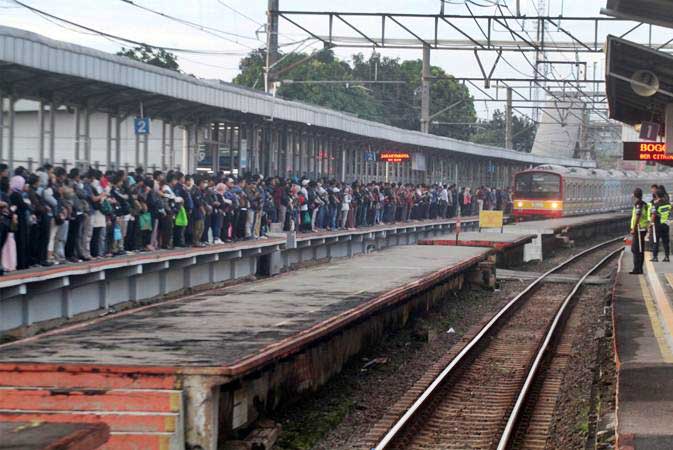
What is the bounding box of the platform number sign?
[639,121,660,141]
[134,117,151,135]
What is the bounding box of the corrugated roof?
[0,25,594,168]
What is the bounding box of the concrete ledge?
[0,218,479,335]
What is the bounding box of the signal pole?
[265,0,279,94]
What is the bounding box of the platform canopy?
[605,35,673,126]
[602,0,673,29]
[0,25,594,168]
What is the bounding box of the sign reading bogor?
[623,141,673,162]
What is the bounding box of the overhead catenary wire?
[118,0,260,46]
[494,3,609,122]
[11,0,253,55]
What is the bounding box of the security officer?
[651,189,671,262]
[630,188,649,274]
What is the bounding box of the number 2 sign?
[134,117,151,135]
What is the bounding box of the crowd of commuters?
[0,163,513,273]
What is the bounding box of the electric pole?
[505,87,513,149]
[265,0,279,94]
[420,44,431,133]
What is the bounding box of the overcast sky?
[2,0,672,119]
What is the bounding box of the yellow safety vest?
[632,203,649,230]
[657,203,672,223]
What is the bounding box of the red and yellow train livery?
[513,165,669,219]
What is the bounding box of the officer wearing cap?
[630,188,649,274]
[651,189,671,262]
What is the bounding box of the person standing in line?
[630,188,649,275]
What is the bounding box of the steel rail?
[373,235,624,450]
[496,244,624,450]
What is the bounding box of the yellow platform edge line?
[638,276,673,363]
[665,273,673,292]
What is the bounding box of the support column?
[75,107,81,163]
[169,123,175,169]
[340,142,346,181]
[106,113,113,169]
[115,113,122,169]
[183,376,223,450]
[505,87,513,149]
[134,129,140,167]
[666,103,673,156]
[38,101,46,165]
[264,0,280,94]
[7,97,15,169]
[161,121,167,171]
[420,44,431,134]
[83,107,91,167]
[229,123,236,175]
[211,122,220,173]
[0,93,4,163]
[142,129,149,169]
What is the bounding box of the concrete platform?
[0,421,110,450]
[0,216,480,336]
[418,231,534,267]
[486,212,629,261]
[614,248,673,450]
[505,212,629,234]
[0,244,493,449]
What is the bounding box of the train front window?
[515,173,560,199]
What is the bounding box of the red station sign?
[623,141,673,163]
[378,152,410,163]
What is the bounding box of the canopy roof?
[606,35,673,127]
[602,0,673,29]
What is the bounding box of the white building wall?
[4,101,186,171]
[531,98,583,158]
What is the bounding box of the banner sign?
[479,210,504,229]
[623,141,673,162]
[379,152,410,163]
[411,153,427,171]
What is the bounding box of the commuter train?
[512,165,670,219]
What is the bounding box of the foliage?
[117,45,180,71]
[233,49,478,141]
[470,110,538,152]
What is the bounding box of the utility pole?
[505,87,513,149]
[420,44,431,133]
[265,0,279,94]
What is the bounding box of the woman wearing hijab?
[9,176,30,270]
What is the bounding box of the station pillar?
[666,103,673,152]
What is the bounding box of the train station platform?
[418,231,535,267]
[613,247,673,450]
[490,212,630,261]
[0,244,494,450]
[0,216,479,337]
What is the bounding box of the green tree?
[117,45,180,71]
[470,110,537,152]
[234,49,383,121]
[233,50,476,139]
[347,53,477,140]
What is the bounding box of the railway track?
[370,237,623,450]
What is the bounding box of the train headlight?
[517,201,524,208]
[551,202,559,209]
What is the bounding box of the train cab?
[513,170,564,219]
